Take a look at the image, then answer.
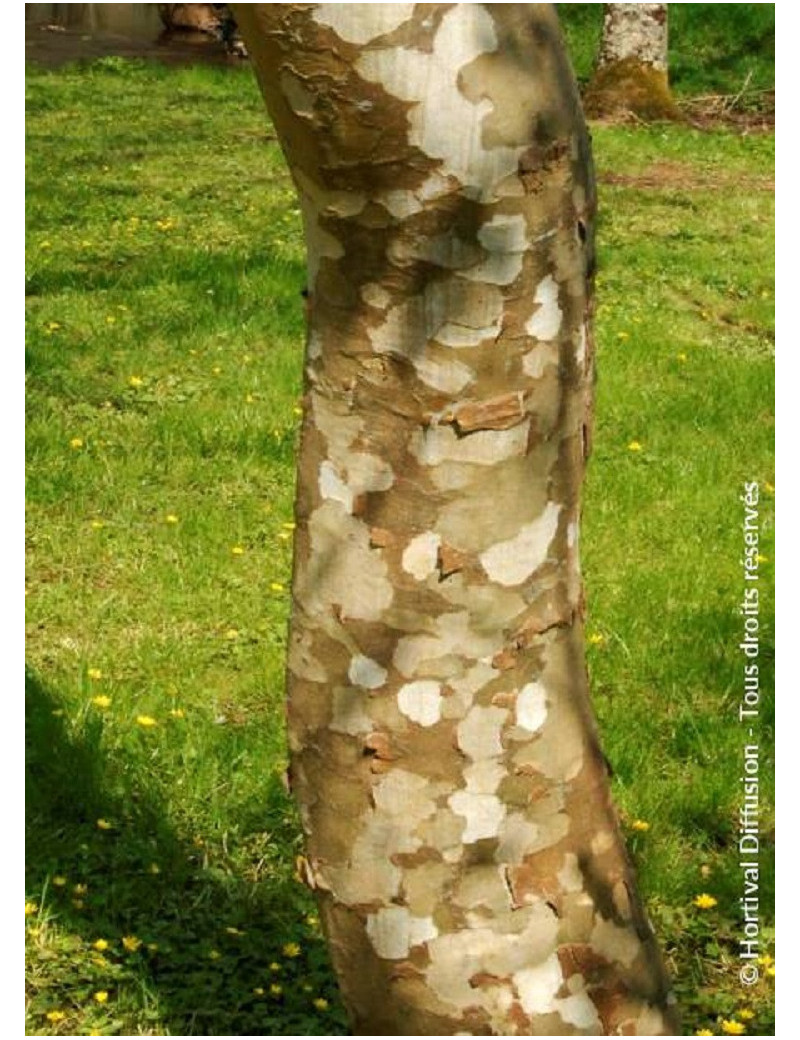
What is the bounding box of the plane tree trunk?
[233,4,679,1034]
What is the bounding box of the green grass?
[26,56,774,1037]
[559,3,775,98]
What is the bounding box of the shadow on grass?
[25,669,348,1036]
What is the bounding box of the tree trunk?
[585,4,679,121]
[233,4,678,1034]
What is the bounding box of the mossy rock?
[584,58,682,122]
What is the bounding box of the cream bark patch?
[515,681,548,732]
[348,654,388,689]
[402,531,441,580]
[365,906,438,960]
[312,3,415,45]
[480,501,561,586]
[526,274,563,341]
[397,680,443,726]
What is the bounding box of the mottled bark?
[233,4,678,1034]
[585,4,679,121]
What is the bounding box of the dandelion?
[270,582,285,593]
[693,893,718,909]
[70,437,84,449]
[253,987,265,996]
[41,241,52,250]
[695,1031,714,1037]
[225,629,239,640]
[135,715,157,728]
[45,320,61,332]
[283,941,301,958]
[212,365,222,375]
[700,864,712,878]
[168,708,185,719]
[617,331,630,340]
[631,820,650,832]
[208,949,221,960]
[588,632,605,646]
[763,482,774,495]
[245,394,255,404]
[305,913,320,929]
[165,514,179,525]
[121,935,141,953]
[94,991,109,1004]
[270,983,283,997]
[766,965,775,978]
[92,939,109,952]
[96,818,112,830]
[25,901,38,917]
[737,1010,755,1022]
[627,441,643,452]
[756,554,769,564]
[313,997,329,1012]
[147,943,159,953]
[87,667,103,680]
[90,520,105,530]
[676,352,688,362]
[148,863,161,875]
[720,1021,745,1036]
[757,953,774,968]
[73,883,88,896]
[105,315,116,325]
[231,546,245,556]
[269,961,282,972]
[128,375,144,388]
[278,531,291,541]
[282,522,296,531]
[45,1010,65,1023]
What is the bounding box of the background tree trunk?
[585,4,679,121]
[233,4,679,1034]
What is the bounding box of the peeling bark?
[233,4,679,1035]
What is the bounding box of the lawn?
[25,48,774,1039]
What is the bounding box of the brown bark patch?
[584,59,681,122]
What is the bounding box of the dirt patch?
[597,159,774,193]
[25,22,237,68]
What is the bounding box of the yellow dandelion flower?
[147,942,159,953]
[225,628,239,640]
[41,241,52,250]
[129,375,144,388]
[695,1031,714,1037]
[677,352,688,363]
[73,883,88,896]
[122,935,141,953]
[165,514,179,524]
[631,819,650,832]
[208,949,221,960]
[96,818,112,830]
[168,708,185,719]
[212,365,222,375]
[278,531,291,541]
[627,440,643,452]
[105,315,116,325]
[270,582,285,593]
[693,893,718,909]
[148,862,161,875]
[588,633,605,646]
[737,1010,755,1022]
[766,965,775,978]
[282,522,296,530]
[243,353,252,363]
[94,990,109,1004]
[87,667,103,680]
[92,956,108,968]
[293,405,303,416]
[245,393,255,404]
[763,482,774,495]
[45,1010,65,1023]
[757,953,773,967]
[70,437,84,449]
[92,939,109,952]
[313,997,329,1012]
[283,941,301,958]
[135,715,157,728]
[253,987,265,996]
[91,695,112,710]
[46,320,61,331]
[269,961,281,972]
[720,1020,745,1036]
[25,901,38,916]
[756,554,768,564]
[52,875,67,887]
[231,545,245,556]
[700,864,712,878]
[90,519,105,529]
[617,331,630,340]
[306,913,320,928]
[270,983,283,997]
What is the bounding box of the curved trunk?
[233,4,678,1034]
